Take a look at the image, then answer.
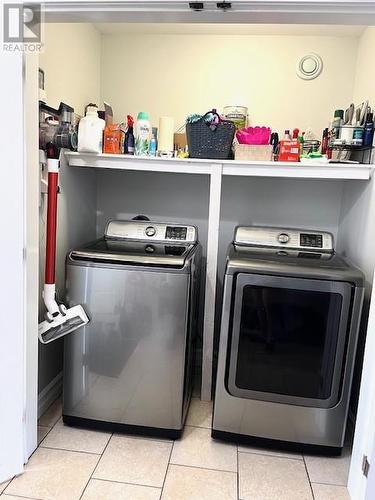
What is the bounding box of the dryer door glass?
[226,274,352,408]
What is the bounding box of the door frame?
[0,49,26,482]
[348,282,375,499]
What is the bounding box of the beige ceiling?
[94,23,366,37]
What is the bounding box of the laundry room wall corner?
[38,22,102,400]
[38,154,98,398]
[39,23,102,116]
[344,25,375,500]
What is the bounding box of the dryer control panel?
[105,220,197,243]
[234,226,333,253]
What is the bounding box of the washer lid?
[69,239,195,268]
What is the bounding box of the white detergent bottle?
[134,112,151,156]
[78,104,105,153]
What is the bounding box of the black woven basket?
[186,110,236,159]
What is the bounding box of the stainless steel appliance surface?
[212,226,364,454]
[63,220,201,439]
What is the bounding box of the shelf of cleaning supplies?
[65,152,373,180]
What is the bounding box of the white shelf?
[65,152,373,180]
[222,161,373,180]
[65,152,213,175]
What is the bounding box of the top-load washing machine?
[63,219,201,438]
[212,226,364,454]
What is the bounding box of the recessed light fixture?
[296,53,323,80]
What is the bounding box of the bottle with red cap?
[124,115,135,155]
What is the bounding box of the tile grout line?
[310,480,349,487]
[168,462,238,475]
[184,423,211,430]
[159,438,175,500]
[0,493,44,500]
[78,432,113,500]
[111,432,173,445]
[38,445,102,456]
[237,449,303,462]
[236,444,240,500]
[303,454,316,500]
[89,477,162,491]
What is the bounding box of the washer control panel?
[235,226,333,252]
[106,220,197,243]
[165,226,188,240]
[300,232,323,248]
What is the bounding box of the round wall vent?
[296,53,323,80]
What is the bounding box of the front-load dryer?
[212,226,364,454]
[63,219,201,439]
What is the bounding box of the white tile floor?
[1,398,352,500]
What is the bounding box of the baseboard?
[38,371,63,418]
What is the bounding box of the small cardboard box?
[103,102,113,125]
[278,140,300,162]
[174,132,187,150]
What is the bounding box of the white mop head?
[38,304,89,344]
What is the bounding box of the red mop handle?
[45,159,59,285]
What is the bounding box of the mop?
[38,158,89,344]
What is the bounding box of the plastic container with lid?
[223,106,248,130]
[77,104,105,153]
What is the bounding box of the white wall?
[337,26,375,287]
[96,170,209,240]
[38,23,102,395]
[39,23,102,116]
[347,26,375,500]
[219,176,343,276]
[101,33,358,136]
[352,27,375,107]
[340,26,375,285]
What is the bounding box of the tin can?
[223,106,248,130]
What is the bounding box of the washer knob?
[278,233,290,244]
[145,226,156,237]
